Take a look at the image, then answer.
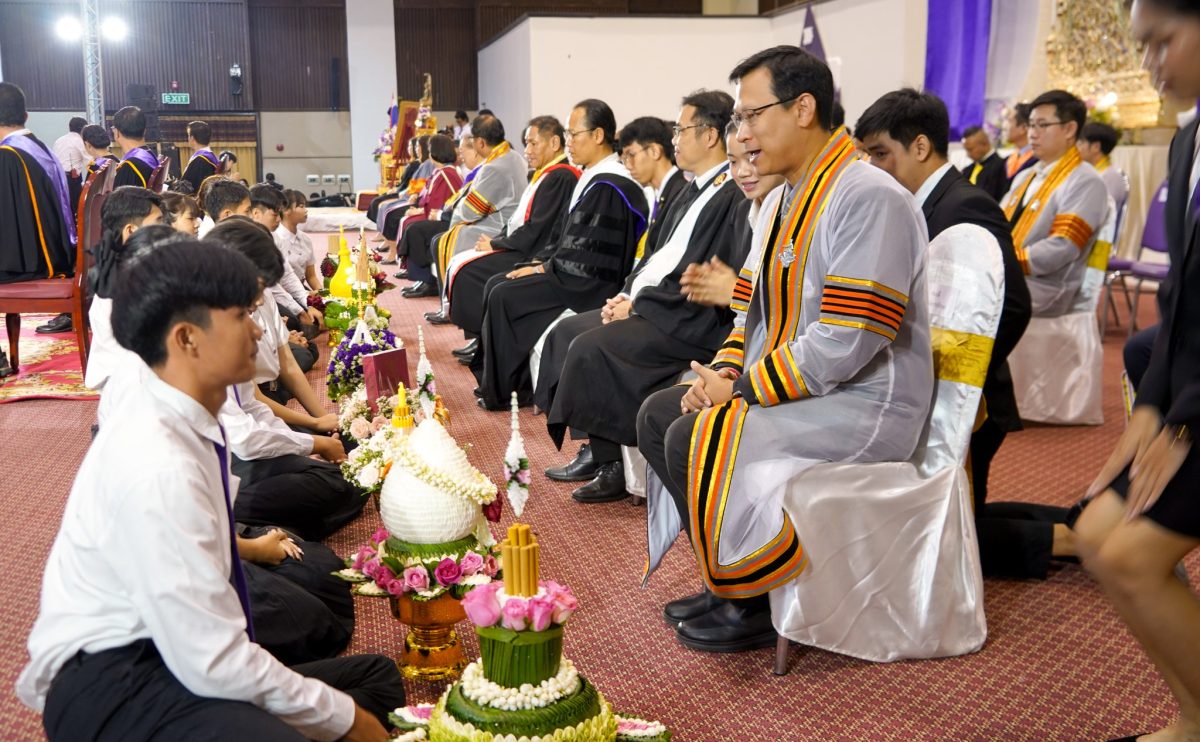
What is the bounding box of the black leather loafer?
[675,600,777,653]
[545,444,596,482]
[571,462,629,503]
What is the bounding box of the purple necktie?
[214,435,255,640]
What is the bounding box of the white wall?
[477,20,533,144]
[478,0,929,133]
[23,112,86,143]
[346,0,397,192]
[260,111,352,194]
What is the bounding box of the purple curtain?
[924,0,992,140]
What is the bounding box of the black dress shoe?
[457,354,475,366]
[0,350,13,379]
[402,281,437,299]
[663,590,722,624]
[425,310,452,325]
[473,387,483,398]
[545,444,596,482]
[571,462,629,503]
[393,269,409,279]
[675,600,777,653]
[36,312,73,334]
[452,339,479,358]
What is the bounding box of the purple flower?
[433,558,462,587]
[459,551,484,576]
[501,597,528,631]
[402,566,429,592]
[461,582,502,627]
[528,595,555,631]
[515,468,532,486]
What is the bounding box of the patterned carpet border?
[0,314,96,404]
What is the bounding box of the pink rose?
[459,551,484,576]
[384,575,406,596]
[484,554,500,577]
[370,415,388,433]
[371,528,389,546]
[349,417,370,440]
[544,581,578,623]
[363,559,383,581]
[528,595,555,632]
[461,582,502,627]
[501,597,528,631]
[433,558,462,587]
[402,566,429,592]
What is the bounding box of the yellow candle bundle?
[502,523,539,597]
[391,383,413,429]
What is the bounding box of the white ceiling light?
[55,16,82,42]
[101,17,128,42]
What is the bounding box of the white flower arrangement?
[614,717,669,738]
[339,425,408,494]
[392,441,497,506]
[460,658,580,712]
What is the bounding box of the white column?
[345,0,397,193]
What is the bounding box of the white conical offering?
[379,418,497,544]
[504,392,530,517]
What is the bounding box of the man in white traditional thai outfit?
[999,90,1109,317]
[637,46,933,653]
[422,115,528,323]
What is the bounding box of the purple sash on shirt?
[1,132,78,246]
[214,433,256,640]
[123,145,162,173]
[190,148,219,168]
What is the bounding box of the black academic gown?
[112,147,156,188]
[540,180,747,448]
[448,166,579,336]
[960,151,1007,202]
[475,171,648,408]
[0,133,74,283]
[181,153,218,194]
[642,169,690,260]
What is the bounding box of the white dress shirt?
[16,372,354,739]
[51,131,90,174]
[83,297,139,392]
[221,380,313,460]
[274,224,316,288]
[253,300,287,384]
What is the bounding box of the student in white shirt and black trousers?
[17,241,398,741]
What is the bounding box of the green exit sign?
[161,92,190,105]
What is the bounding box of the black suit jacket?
[960,151,1007,203]
[923,167,1032,432]
[1137,118,1200,428]
[643,169,689,259]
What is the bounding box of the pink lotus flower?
[501,597,528,631]
[349,417,370,440]
[402,566,429,592]
[461,582,502,626]
[459,551,484,576]
[528,595,556,631]
[370,415,388,433]
[484,554,500,577]
[543,581,578,623]
[351,546,374,571]
[434,558,462,586]
[371,528,389,546]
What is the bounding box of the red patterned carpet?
[0,314,96,404]
[0,240,1192,740]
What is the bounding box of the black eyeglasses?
[731,96,800,128]
[565,127,598,139]
[671,123,709,137]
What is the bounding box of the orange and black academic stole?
[685,129,857,599]
[1006,147,1088,273]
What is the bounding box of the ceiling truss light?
[101,17,128,42]
[54,16,82,42]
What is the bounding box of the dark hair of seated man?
[1079,121,1120,156]
[617,116,675,164]
[69,116,87,134]
[111,240,260,368]
[729,45,836,131]
[853,87,950,158]
[573,98,618,148]
[204,215,284,287]
[471,115,506,147]
[1028,89,1087,142]
[187,120,212,146]
[0,81,28,127]
[113,106,147,139]
[204,179,251,221]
